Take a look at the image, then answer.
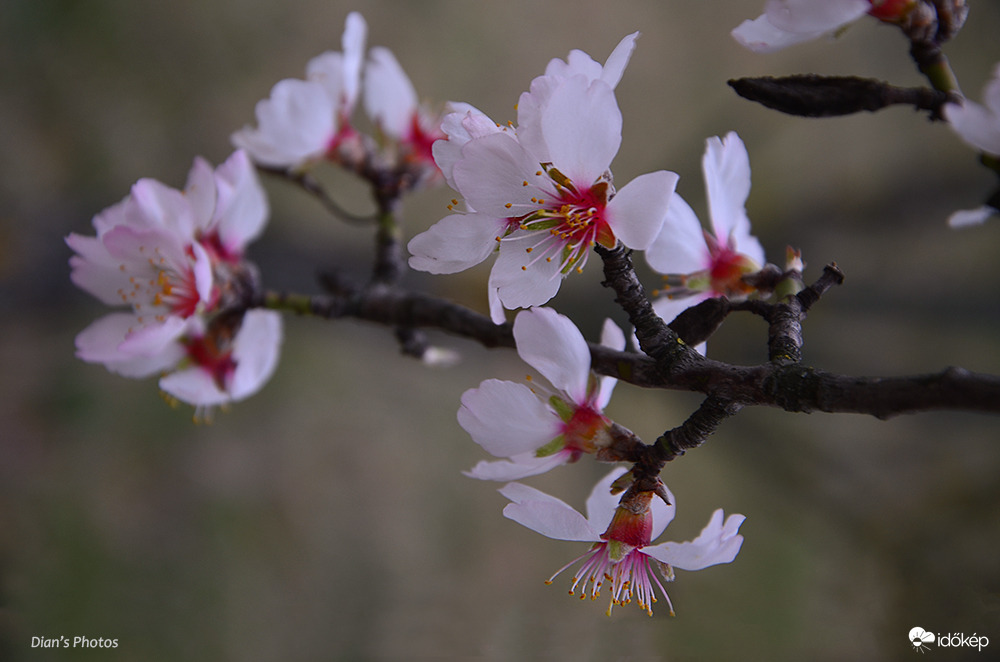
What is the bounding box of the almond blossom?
[408,34,677,322]
[459,307,625,481]
[232,12,367,170]
[500,467,746,616]
[645,132,765,340]
[732,0,916,53]
[67,150,283,409]
[944,62,1000,227]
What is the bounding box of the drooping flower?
[501,467,746,616]
[944,63,1000,227]
[408,34,676,322]
[232,12,367,169]
[732,0,917,53]
[645,132,766,340]
[459,307,625,481]
[68,150,282,410]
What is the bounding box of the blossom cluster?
[67,3,999,619]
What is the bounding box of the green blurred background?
[2,1,999,660]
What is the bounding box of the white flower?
[68,151,281,409]
[232,12,367,169]
[409,35,676,321]
[460,307,625,481]
[501,467,746,616]
[646,132,765,342]
[731,0,914,53]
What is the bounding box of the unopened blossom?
[646,132,765,339]
[732,0,916,53]
[68,150,282,409]
[460,307,625,481]
[501,467,746,616]
[944,63,1000,227]
[409,34,676,321]
[232,12,367,169]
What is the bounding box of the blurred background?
[2,1,999,660]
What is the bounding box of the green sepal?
[535,435,565,457]
[549,395,574,422]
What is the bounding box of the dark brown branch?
[729,75,953,120]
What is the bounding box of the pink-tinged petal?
[645,193,710,275]
[544,49,603,84]
[487,269,507,325]
[66,234,128,306]
[764,0,870,33]
[433,105,504,189]
[189,241,214,305]
[703,132,752,244]
[339,11,368,109]
[457,379,561,457]
[159,367,229,407]
[513,307,591,403]
[232,79,335,168]
[213,149,269,253]
[731,14,827,53]
[116,315,189,357]
[184,156,217,233]
[500,482,601,542]
[75,313,186,377]
[594,318,625,409]
[306,51,348,105]
[491,239,565,313]
[605,170,677,250]
[363,46,417,140]
[464,451,570,481]
[945,79,1000,157]
[516,75,561,165]
[129,178,197,239]
[91,196,129,236]
[407,213,507,274]
[452,133,547,217]
[541,77,621,184]
[948,205,998,228]
[583,466,630,530]
[645,510,745,570]
[229,310,283,401]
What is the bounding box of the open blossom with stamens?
[944,62,1000,227]
[501,467,745,616]
[732,0,917,53]
[408,34,676,322]
[459,307,625,481]
[232,12,367,169]
[67,150,283,409]
[646,132,766,347]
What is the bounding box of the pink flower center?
[708,244,758,297]
[561,405,612,457]
[117,249,203,321]
[184,331,236,392]
[868,0,914,21]
[516,172,616,274]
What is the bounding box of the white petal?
[731,14,822,53]
[464,451,570,481]
[541,77,621,184]
[644,509,745,570]
[229,310,283,401]
[594,318,625,409]
[702,133,750,243]
[583,466,630,530]
[75,313,185,377]
[160,367,229,407]
[945,98,1000,157]
[129,178,197,239]
[645,194,710,275]
[652,295,710,356]
[452,133,546,217]
[363,46,417,140]
[184,156,217,233]
[600,32,639,90]
[66,234,129,306]
[948,205,998,228]
[457,379,560,457]
[500,482,600,542]
[340,11,367,109]
[116,315,190,357]
[212,149,269,253]
[491,237,565,313]
[605,170,677,250]
[231,79,334,168]
[648,482,677,540]
[407,213,506,274]
[764,0,870,34]
[513,307,591,404]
